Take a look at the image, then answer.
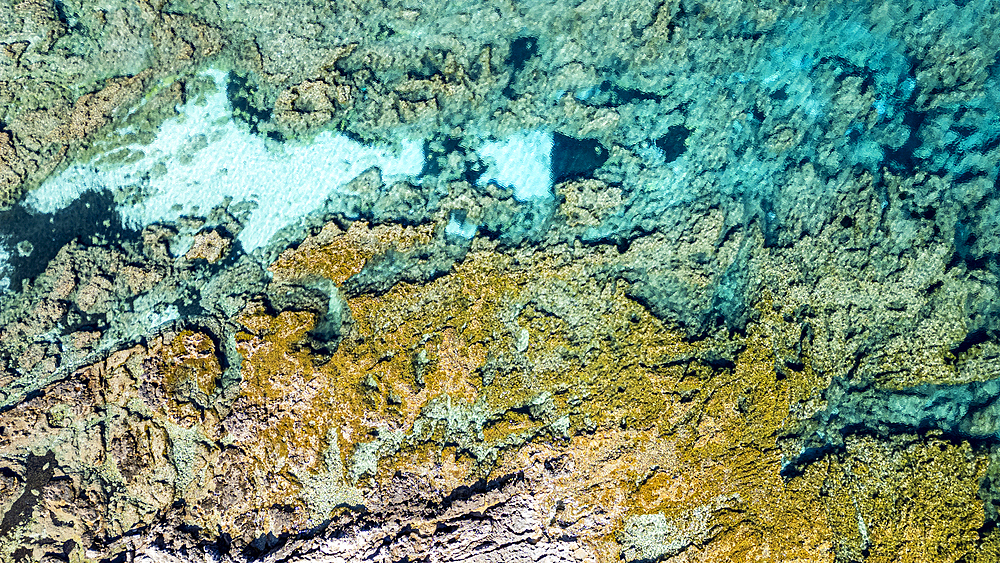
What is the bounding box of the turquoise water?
[3,0,1000,558]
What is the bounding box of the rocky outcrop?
[2,0,1000,562]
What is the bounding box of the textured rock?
[1,0,1000,562]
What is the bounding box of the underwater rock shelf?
[1,0,1000,561]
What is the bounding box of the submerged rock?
[1,0,1000,561]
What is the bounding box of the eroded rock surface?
[2,0,1000,562]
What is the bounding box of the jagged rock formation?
[2,0,1000,562]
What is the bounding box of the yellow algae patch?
[269,220,435,284]
[196,307,342,537]
[495,295,992,563]
[974,529,1000,563]
[485,309,834,562]
[234,242,537,489]
[145,329,227,429]
[336,280,490,423]
[822,435,987,563]
[234,308,332,468]
[630,320,833,563]
[230,246,523,511]
[161,330,222,396]
[224,223,994,560]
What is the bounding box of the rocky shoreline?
[2,1,1000,561]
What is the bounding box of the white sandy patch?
[27,69,424,253]
[444,213,477,239]
[477,130,553,202]
[0,241,9,295]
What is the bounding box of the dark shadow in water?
[0,190,139,292]
[551,133,609,183]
